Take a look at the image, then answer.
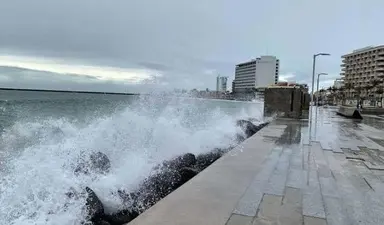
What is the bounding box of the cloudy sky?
[0,0,383,93]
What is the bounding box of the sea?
[0,89,264,225]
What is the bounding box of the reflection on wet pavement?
[240,106,384,225]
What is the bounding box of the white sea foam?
[0,95,263,225]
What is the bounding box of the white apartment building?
[341,45,384,98]
[234,56,279,92]
[216,76,228,92]
[334,79,344,89]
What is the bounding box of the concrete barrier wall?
[337,106,363,119]
[264,87,303,118]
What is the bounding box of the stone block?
[226,214,253,225]
[256,195,282,221]
[303,216,327,225]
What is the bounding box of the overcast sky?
[0,0,383,92]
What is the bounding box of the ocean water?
[0,90,264,225]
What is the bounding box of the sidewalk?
[129,107,384,225]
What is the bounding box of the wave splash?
[0,96,263,225]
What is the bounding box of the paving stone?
[348,144,361,152]
[320,140,332,151]
[278,203,303,225]
[360,137,382,150]
[319,177,339,198]
[263,149,291,195]
[361,174,384,192]
[226,214,253,225]
[330,141,343,153]
[302,191,325,219]
[303,163,325,218]
[252,218,271,225]
[323,151,345,173]
[255,195,282,221]
[343,149,366,161]
[311,142,328,166]
[317,164,332,178]
[233,148,283,216]
[364,161,384,170]
[332,172,367,225]
[303,216,327,225]
[286,168,305,189]
[282,187,302,208]
[289,148,303,170]
[302,136,310,145]
[323,197,349,225]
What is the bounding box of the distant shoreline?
[0,88,139,95]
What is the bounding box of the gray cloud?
[0,66,165,93]
[1,0,384,91]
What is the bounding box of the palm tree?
[365,84,373,103]
[354,86,362,101]
[371,78,382,106]
[337,86,345,105]
[344,82,353,100]
[376,87,384,108]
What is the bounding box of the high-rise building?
[233,56,279,92]
[216,75,228,92]
[341,46,384,98]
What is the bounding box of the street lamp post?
[316,73,328,106]
[311,53,330,106]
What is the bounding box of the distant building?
[232,80,236,93]
[333,79,344,89]
[216,75,228,92]
[234,56,279,93]
[341,45,384,98]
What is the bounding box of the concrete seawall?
[128,124,286,225]
[128,107,384,225]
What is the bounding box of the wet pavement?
[129,106,384,225]
[230,107,384,225]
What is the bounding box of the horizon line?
[0,87,140,95]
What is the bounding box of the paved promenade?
[129,107,384,225]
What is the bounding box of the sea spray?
[0,94,264,225]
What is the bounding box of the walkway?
[129,107,384,225]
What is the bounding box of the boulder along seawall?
[81,120,269,225]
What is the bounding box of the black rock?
[65,187,80,199]
[103,209,139,225]
[134,164,200,212]
[236,120,268,138]
[90,152,111,174]
[236,133,246,143]
[117,189,138,205]
[94,220,111,225]
[162,153,196,170]
[179,167,199,183]
[74,162,89,175]
[75,152,111,175]
[85,187,104,223]
[195,148,226,171]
